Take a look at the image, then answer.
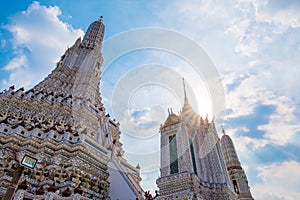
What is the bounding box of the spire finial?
[98,16,103,23]
[182,78,188,102]
[221,125,226,134]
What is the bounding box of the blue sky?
[1,1,300,199]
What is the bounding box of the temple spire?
[181,77,197,119]
[182,78,188,103]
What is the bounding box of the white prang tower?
[0,17,143,200]
[221,129,254,199]
[156,79,254,200]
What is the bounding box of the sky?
[1,1,300,199]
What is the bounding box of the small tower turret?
[221,129,254,199]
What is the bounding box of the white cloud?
[177,0,227,21]
[258,95,300,146]
[226,19,250,38]
[161,0,300,104]
[253,1,300,29]
[224,72,300,147]
[247,59,261,67]
[1,1,83,90]
[226,0,300,57]
[252,160,300,200]
[118,108,161,153]
[225,73,259,118]
[226,127,267,152]
[261,59,300,103]
[3,55,28,71]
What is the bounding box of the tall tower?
[157,107,202,199]
[221,130,254,200]
[156,79,235,200]
[33,16,106,143]
[0,17,143,200]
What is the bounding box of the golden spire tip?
[98,16,103,23]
